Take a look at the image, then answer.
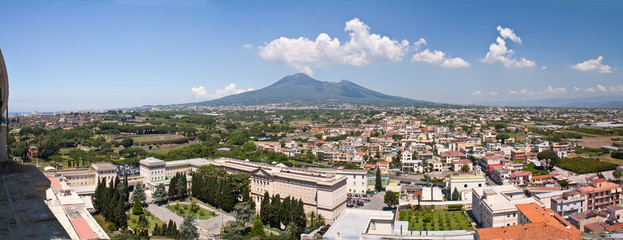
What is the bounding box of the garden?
[398,207,473,231]
[127,209,164,233]
[166,202,216,220]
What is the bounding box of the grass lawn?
[166,203,216,220]
[399,208,473,231]
[131,134,180,142]
[93,214,110,233]
[150,142,201,154]
[127,209,164,233]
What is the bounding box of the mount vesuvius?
[197,73,434,106]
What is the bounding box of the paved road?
[147,201,235,238]
[361,191,386,210]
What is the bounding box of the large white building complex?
[212,159,348,221]
[472,185,546,228]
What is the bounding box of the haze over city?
[0,0,622,112]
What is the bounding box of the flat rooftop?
[324,209,394,239]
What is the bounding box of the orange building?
[475,203,582,240]
[577,178,622,210]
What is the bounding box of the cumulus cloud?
[472,90,483,96]
[242,44,253,49]
[489,91,499,96]
[191,83,254,100]
[483,26,536,68]
[497,26,522,44]
[572,56,613,73]
[259,18,409,75]
[413,38,427,50]
[509,90,518,95]
[412,49,470,68]
[575,84,623,93]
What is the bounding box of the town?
[7,106,623,239]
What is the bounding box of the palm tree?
[416,194,422,210]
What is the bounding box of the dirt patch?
[574,136,623,148]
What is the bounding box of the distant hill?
[197,73,434,106]
[480,95,623,108]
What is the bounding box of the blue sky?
[0,0,621,112]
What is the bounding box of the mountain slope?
[200,73,434,106]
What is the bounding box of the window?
[464,184,468,188]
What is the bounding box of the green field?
[399,208,473,231]
[557,157,620,174]
[127,209,164,233]
[166,203,216,220]
[129,134,182,142]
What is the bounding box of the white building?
[90,162,117,185]
[446,174,486,201]
[550,190,587,219]
[472,185,545,228]
[310,168,369,195]
[139,157,166,182]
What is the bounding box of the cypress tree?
[270,194,281,228]
[168,174,178,199]
[260,191,271,224]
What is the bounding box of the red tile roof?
[70,218,99,240]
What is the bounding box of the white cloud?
[496,26,522,43]
[576,84,623,93]
[539,86,567,95]
[412,49,470,68]
[507,86,566,96]
[483,26,536,68]
[541,66,547,70]
[413,38,427,50]
[259,18,409,75]
[242,44,253,49]
[441,57,470,68]
[472,90,483,96]
[489,91,499,96]
[597,84,607,92]
[572,56,613,73]
[191,83,254,100]
[412,49,445,64]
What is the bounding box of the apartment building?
[577,178,622,211]
[550,190,587,219]
[472,185,545,228]
[445,174,486,201]
[54,169,96,187]
[309,167,368,195]
[213,159,348,221]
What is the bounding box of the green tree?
[461,164,470,173]
[559,179,569,189]
[375,168,383,191]
[179,214,199,240]
[135,214,149,237]
[496,133,510,144]
[260,191,271,225]
[153,183,167,204]
[132,183,146,203]
[168,174,178,199]
[384,190,399,208]
[251,218,266,237]
[132,198,144,215]
[416,194,422,210]
[121,138,134,148]
[614,170,622,182]
[452,187,461,200]
[537,150,560,170]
